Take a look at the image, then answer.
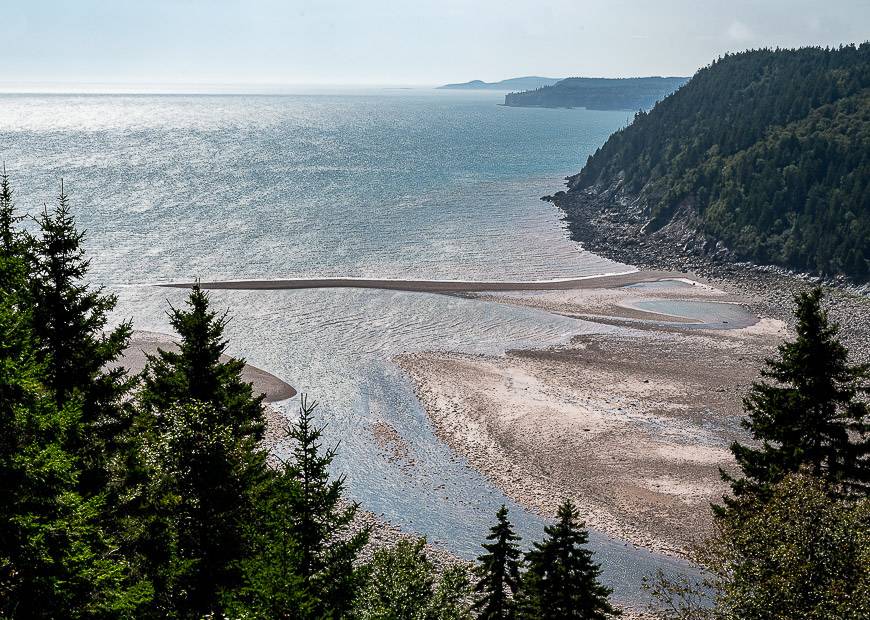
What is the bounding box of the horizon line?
[0,73,696,96]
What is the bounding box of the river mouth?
[8,89,713,609]
[111,280,707,607]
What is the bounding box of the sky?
[2,0,869,88]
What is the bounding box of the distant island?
[438,76,561,90]
[504,76,688,110]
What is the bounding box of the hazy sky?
[3,0,869,87]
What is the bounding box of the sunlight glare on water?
[1,89,694,603]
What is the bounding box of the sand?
[152,273,744,616]
[114,330,297,402]
[157,270,694,294]
[394,279,784,557]
[152,273,778,557]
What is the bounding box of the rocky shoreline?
[549,185,870,361]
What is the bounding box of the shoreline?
[147,258,866,611]
[549,186,870,355]
[114,330,297,402]
[385,216,870,559]
[394,278,787,557]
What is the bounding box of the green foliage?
[142,400,265,617]
[30,183,135,495]
[517,500,619,620]
[282,396,369,618]
[229,469,312,619]
[2,176,377,618]
[142,283,265,442]
[431,566,474,620]
[0,171,31,328]
[0,206,148,617]
[720,288,870,510]
[713,474,870,619]
[0,166,29,296]
[140,285,273,617]
[355,538,472,620]
[0,165,19,254]
[474,505,522,620]
[356,539,435,620]
[570,45,870,280]
[655,474,870,620]
[228,397,370,619]
[505,76,688,110]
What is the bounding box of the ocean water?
[0,89,695,604]
[1,89,630,282]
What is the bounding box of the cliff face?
[547,182,729,279]
[504,76,688,110]
[556,46,870,282]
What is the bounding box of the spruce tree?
[0,165,27,262]
[30,183,134,493]
[141,287,272,616]
[0,172,30,305]
[231,469,312,619]
[474,505,522,620]
[285,396,368,618]
[143,400,265,617]
[517,500,619,620]
[721,287,870,509]
[142,283,265,442]
[0,262,148,617]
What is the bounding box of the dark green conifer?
[142,283,265,442]
[144,400,264,617]
[721,287,870,509]
[567,45,870,280]
[517,500,619,620]
[231,468,312,619]
[474,505,522,620]
[141,287,271,616]
[285,396,368,618]
[0,172,29,302]
[0,261,149,617]
[0,165,26,259]
[30,183,134,492]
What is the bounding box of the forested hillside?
[504,77,688,110]
[566,45,870,280]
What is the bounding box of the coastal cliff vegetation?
[565,45,870,281]
[1,176,868,618]
[503,77,688,111]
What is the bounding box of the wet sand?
[114,330,296,402]
[150,275,747,616]
[158,270,690,294]
[395,280,784,557]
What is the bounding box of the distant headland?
[504,76,688,110]
[438,76,562,90]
